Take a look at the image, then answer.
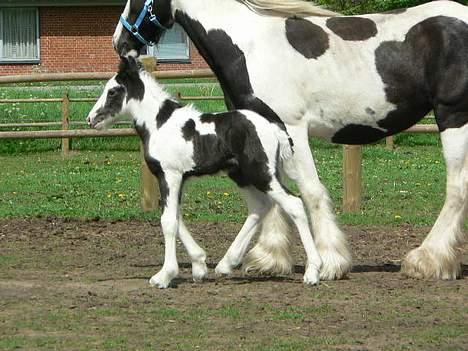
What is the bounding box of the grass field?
[0,139,448,226]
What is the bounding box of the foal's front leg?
[149,172,183,289]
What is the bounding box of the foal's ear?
[118,55,140,75]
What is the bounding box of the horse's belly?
[305,103,392,144]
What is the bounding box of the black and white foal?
[87,57,322,288]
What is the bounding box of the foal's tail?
[276,129,293,162]
[275,128,299,181]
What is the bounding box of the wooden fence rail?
[0,69,215,84]
[0,67,440,214]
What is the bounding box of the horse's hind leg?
[403,123,468,279]
[284,125,352,280]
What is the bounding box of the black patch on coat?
[156,99,182,128]
[181,112,273,192]
[134,122,169,210]
[326,17,377,41]
[116,57,145,102]
[285,17,329,59]
[332,124,386,144]
[175,11,288,134]
[375,16,468,135]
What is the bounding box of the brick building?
[0,0,208,75]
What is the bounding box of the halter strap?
[120,0,168,47]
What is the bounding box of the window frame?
[148,24,191,63]
[0,7,40,64]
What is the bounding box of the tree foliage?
[315,0,467,15]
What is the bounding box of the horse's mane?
[240,0,338,17]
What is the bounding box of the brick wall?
[0,6,208,75]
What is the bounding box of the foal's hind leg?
[215,187,272,275]
[178,217,208,282]
[403,123,468,279]
[267,181,322,285]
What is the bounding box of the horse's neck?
[173,0,252,29]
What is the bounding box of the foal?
[87,57,322,288]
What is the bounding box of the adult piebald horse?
[113,0,468,280]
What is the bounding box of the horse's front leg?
[149,172,183,288]
[288,125,352,280]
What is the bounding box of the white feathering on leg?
[243,205,294,275]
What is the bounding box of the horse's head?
[87,56,145,129]
[113,0,175,57]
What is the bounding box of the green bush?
[316,0,467,14]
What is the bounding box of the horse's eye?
[108,89,118,98]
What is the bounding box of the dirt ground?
[1,218,467,351]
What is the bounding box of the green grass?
[0,137,451,226]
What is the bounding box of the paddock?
[1,217,466,350]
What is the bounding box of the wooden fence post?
[61,91,70,155]
[343,145,362,213]
[139,56,159,212]
[386,135,394,150]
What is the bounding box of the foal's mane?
[240,0,338,17]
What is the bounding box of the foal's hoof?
[149,270,176,289]
[215,259,233,276]
[303,268,320,286]
[192,261,208,282]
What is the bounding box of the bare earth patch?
[0,218,467,350]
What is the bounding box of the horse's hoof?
[402,246,460,280]
[318,247,352,280]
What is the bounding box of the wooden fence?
[0,64,439,214]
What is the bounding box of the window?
[148,24,189,62]
[0,8,40,63]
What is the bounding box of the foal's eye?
[108,89,118,98]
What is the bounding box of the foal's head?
[87,57,147,129]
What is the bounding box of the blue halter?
[120,0,167,46]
